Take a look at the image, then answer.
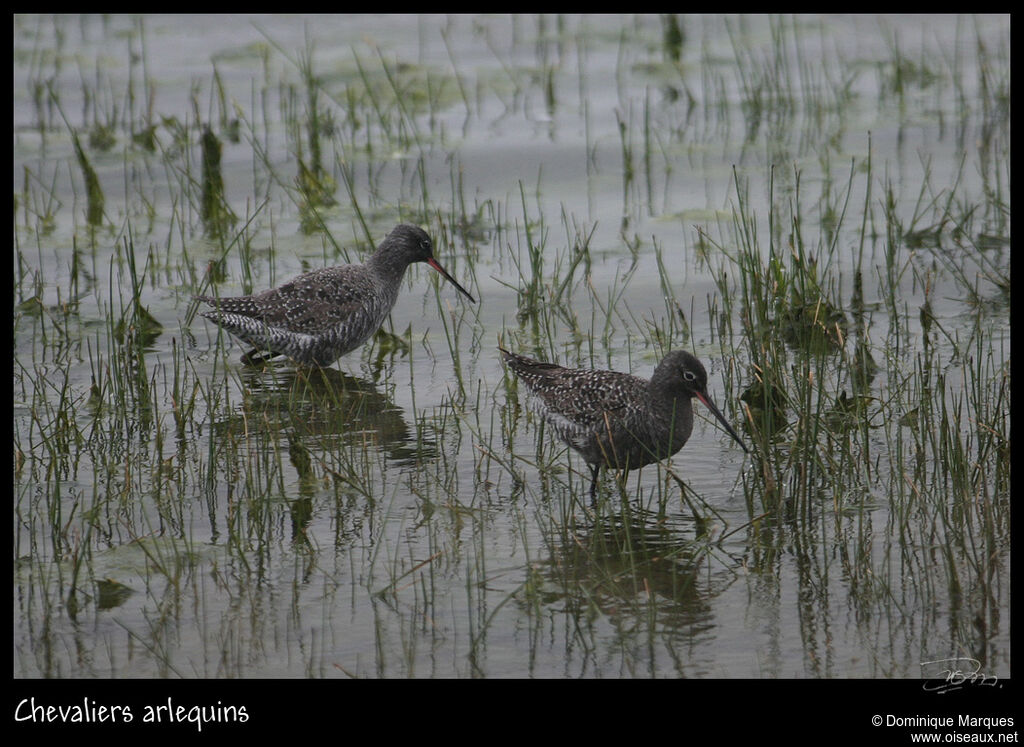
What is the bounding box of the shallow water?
[13,14,1010,684]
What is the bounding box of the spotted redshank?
[195,224,475,366]
[500,347,748,498]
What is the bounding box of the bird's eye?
[683,370,696,381]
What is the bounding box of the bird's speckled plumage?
[196,224,474,366]
[500,347,747,497]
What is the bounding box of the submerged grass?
[696,116,1009,667]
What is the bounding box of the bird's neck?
[640,385,694,442]
[646,374,690,405]
[367,247,410,283]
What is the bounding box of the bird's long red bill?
[427,258,475,303]
[696,391,749,453]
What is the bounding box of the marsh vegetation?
[13,14,1009,679]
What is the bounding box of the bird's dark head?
[653,350,709,397]
[654,350,748,453]
[385,224,435,262]
[380,224,476,303]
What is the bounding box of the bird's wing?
[565,371,643,423]
[207,268,380,335]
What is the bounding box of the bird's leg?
[615,468,630,500]
[589,464,601,503]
